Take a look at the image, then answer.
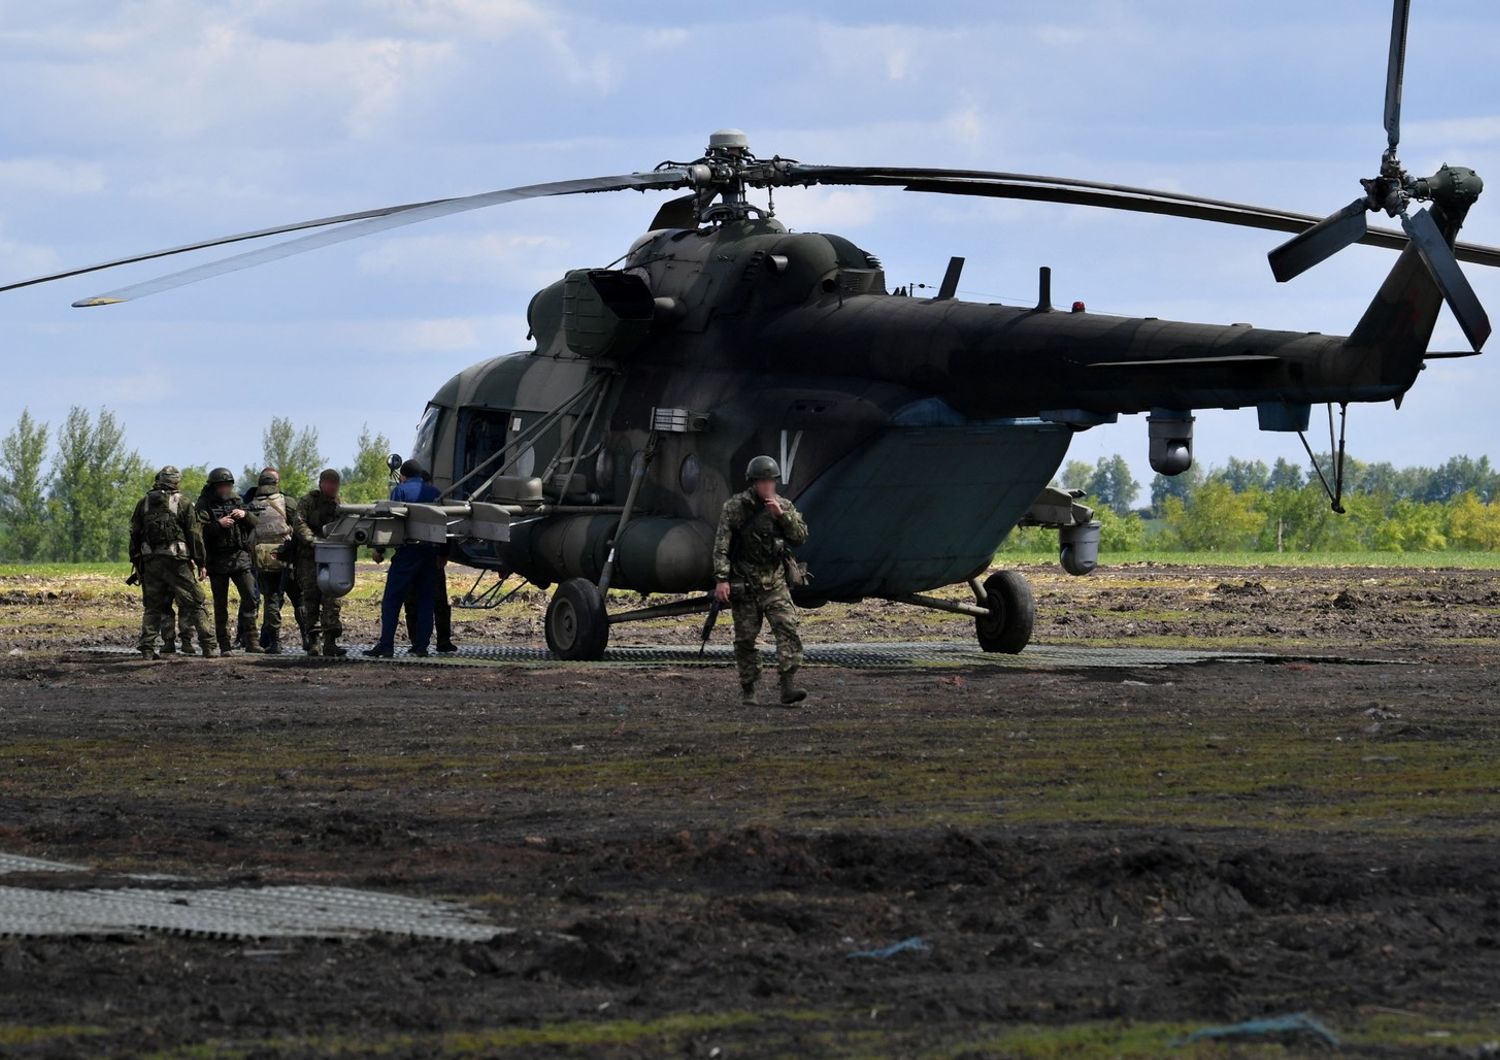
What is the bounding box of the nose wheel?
[974,571,1035,654]
[545,578,610,660]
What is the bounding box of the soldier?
[245,469,305,654]
[157,597,195,655]
[129,466,217,660]
[295,468,346,657]
[712,455,809,706]
[366,460,441,658]
[196,467,258,655]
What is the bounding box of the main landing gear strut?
[543,570,1041,661]
[888,570,1036,654]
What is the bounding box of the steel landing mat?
[77,641,1380,669]
[0,881,501,941]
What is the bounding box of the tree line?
[1011,451,1500,554]
[0,407,395,563]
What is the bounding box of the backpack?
[251,492,291,571]
[142,491,183,552]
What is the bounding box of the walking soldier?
[712,455,809,706]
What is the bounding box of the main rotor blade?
[1266,198,1370,282]
[1402,207,1492,351]
[3,171,691,304]
[1385,0,1411,150]
[781,165,1500,268]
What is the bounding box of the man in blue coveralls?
[364,459,442,658]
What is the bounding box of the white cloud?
[0,158,105,194]
[778,187,887,231]
[0,221,61,275]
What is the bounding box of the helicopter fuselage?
[411,213,1445,601]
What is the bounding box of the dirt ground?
[1,561,1498,1057]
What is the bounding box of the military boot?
[740,682,757,706]
[140,647,159,661]
[264,632,283,656]
[199,643,219,658]
[159,637,177,656]
[778,669,808,706]
[322,634,347,658]
[305,635,323,657]
[243,640,266,655]
[180,636,196,656]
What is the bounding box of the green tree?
[339,425,395,503]
[51,407,146,562]
[1268,457,1304,493]
[0,409,51,561]
[1448,492,1500,550]
[1058,459,1093,493]
[1086,455,1140,516]
[1096,506,1146,551]
[1160,480,1262,551]
[246,417,323,500]
[1209,457,1270,494]
[1149,463,1204,517]
[1422,455,1498,503]
[1372,497,1448,552]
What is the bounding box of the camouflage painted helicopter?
[6,0,1498,659]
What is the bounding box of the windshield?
[411,404,443,472]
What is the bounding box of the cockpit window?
[412,404,443,470]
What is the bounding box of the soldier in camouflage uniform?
[196,467,258,655]
[157,598,196,655]
[295,468,346,657]
[712,455,809,706]
[129,466,217,660]
[245,469,306,654]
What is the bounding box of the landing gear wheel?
[975,571,1035,654]
[545,578,609,660]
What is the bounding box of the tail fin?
[1343,203,1461,392]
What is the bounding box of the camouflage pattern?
[713,487,809,684]
[129,483,212,654]
[729,583,802,685]
[157,597,194,653]
[245,487,306,645]
[295,487,344,647]
[137,557,213,654]
[407,195,1467,610]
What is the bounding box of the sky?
[2,0,1498,489]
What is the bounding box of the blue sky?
[2,0,1497,487]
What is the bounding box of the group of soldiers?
[128,453,809,707]
[129,461,461,662]
[129,465,348,660]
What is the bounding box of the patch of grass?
[0,1024,110,1047]
[1092,550,1500,570]
[141,1011,761,1058]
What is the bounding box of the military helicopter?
[5,0,1498,660]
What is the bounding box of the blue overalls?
[373,477,442,653]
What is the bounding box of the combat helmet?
[207,467,236,486]
[154,465,182,490]
[745,455,781,481]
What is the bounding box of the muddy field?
[1,561,1498,1057]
